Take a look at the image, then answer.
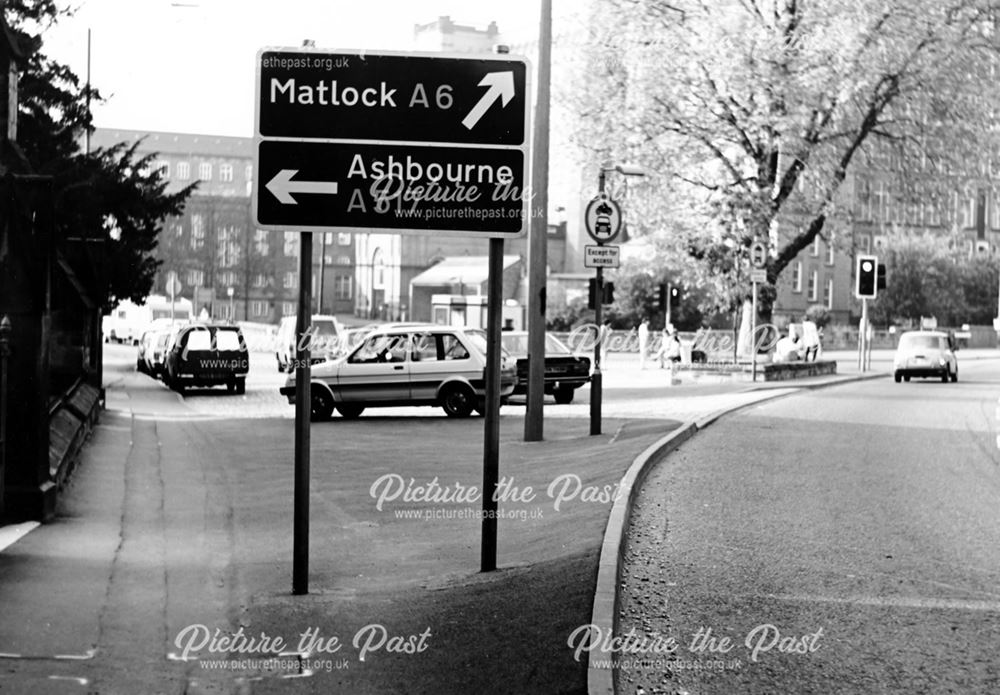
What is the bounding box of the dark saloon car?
[500,331,590,404]
[163,324,249,394]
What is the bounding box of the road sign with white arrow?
[253,48,531,235]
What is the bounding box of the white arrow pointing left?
[462,71,515,130]
[266,169,339,205]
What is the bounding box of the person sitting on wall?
[774,330,802,362]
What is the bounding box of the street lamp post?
[590,161,647,436]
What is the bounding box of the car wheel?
[553,387,575,405]
[235,377,246,395]
[311,389,334,421]
[440,383,475,418]
[336,403,365,419]
[903,375,911,382]
[894,372,901,383]
[951,370,958,383]
[941,370,949,383]
[227,380,236,393]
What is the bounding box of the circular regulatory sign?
[585,195,623,244]
[165,270,183,296]
[750,241,768,269]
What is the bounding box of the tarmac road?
[616,356,1000,694]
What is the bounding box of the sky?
[42,0,541,138]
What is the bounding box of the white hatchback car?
[893,330,958,383]
[280,324,517,420]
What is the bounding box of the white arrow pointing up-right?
[462,71,515,130]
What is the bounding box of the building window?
[251,300,268,317]
[253,274,267,288]
[858,235,872,253]
[925,194,942,227]
[219,270,237,287]
[807,269,818,301]
[962,194,976,229]
[284,272,297,289]
[186,269,204,287]
[282,301,295,316]
[811,237,820,256]
[283,231,298,257]
[855,178,873,222]
[220,163,234,182]
[156,160,170,178]
[826,237,835,265]
[336,255,351,266]
[198,162,212,180]
[372,247,385,289]
[792,262,802,292]
[218,303,233,321]
[217,226,241,268]
[825,278,834,309]
[335,275,352,300]
[254,228,269,255]
[177,162,190,180]
[190,214,205,250]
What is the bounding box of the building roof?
[410,255,521,286]
[89,128,253,158]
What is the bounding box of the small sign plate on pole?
[750,241,767,269]
[750,268,767,283]
[584,244,620,268]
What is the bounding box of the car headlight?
[939,357,947,366]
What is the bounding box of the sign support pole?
[293,232,312,595]
[751,281,758,382]
[590,266,603,436]
[481,238,504,572]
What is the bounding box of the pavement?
[0,346,995,694]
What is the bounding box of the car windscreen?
[215,329,242,351]
[899,335,944,351]
[500,334,529,355]
[184,329,212,350]
[544,334,573,355]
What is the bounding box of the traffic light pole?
[751,280,758,382]
[859,297,869,372]
[590,265,603,436]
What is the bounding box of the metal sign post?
[748,242,767,383]
[293,233,312,595]
[585,180,622,437]
[480,238,504,572]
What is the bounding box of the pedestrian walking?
[801,317,820,361]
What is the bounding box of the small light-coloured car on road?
[280,323,517,420]
[893,330,958,383]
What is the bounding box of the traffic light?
[588,278,614,308]
[856,254,878,299]
[877,263,887,291]
[658,283,667,312]
[670,285,681,302]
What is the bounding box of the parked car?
[279,324,517,420]
[164,324,249,394]
[893,330,958,383]
[136,328,172,377]
[275,315,347,372]
[498,331,591,404]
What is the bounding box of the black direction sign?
[256,140,525,235]
[253,47,531,236]
[257,50,528,146]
